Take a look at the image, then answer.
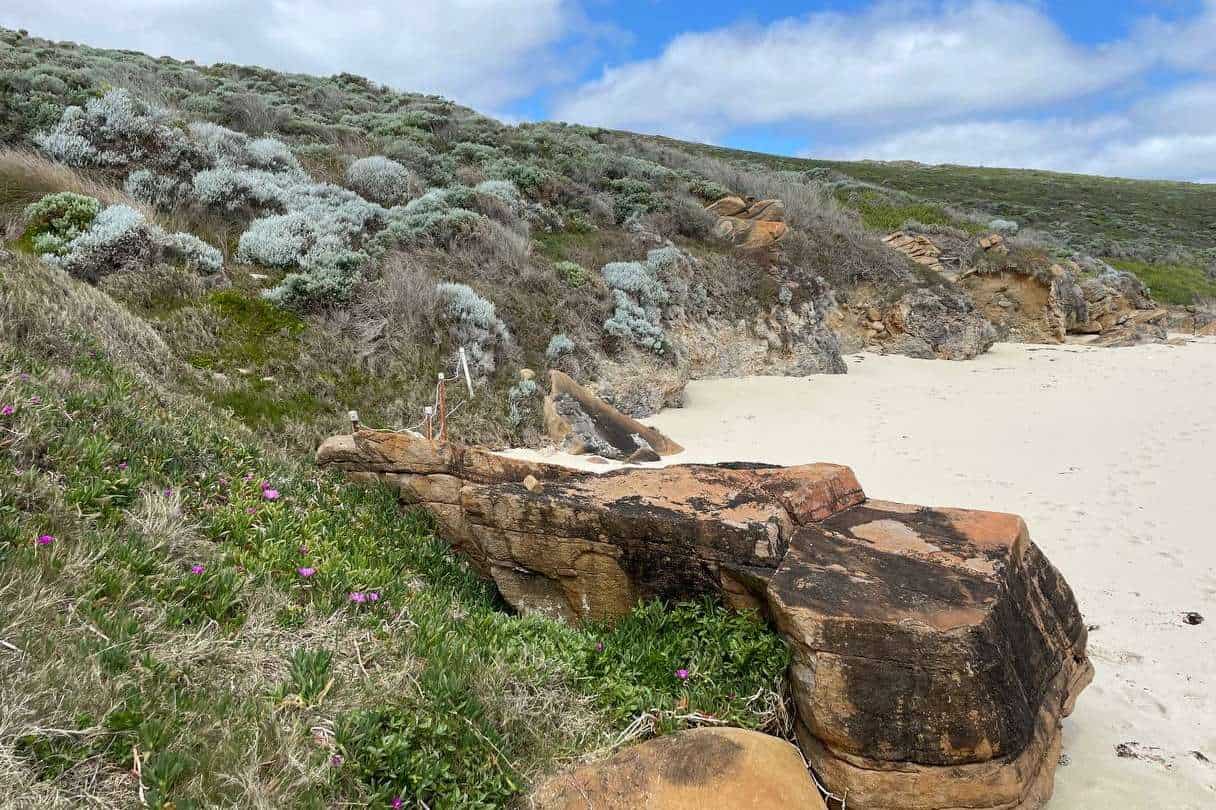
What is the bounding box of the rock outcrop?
[706,195,789,252]
[318,429,1092,810]
[543,370,683,460]
[883,231,948,276]
[528,727,828,810]
[885,286,998,359]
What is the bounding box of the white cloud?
[0,0,583,108]
[554,1,1147,138]
[824,81,1216,182]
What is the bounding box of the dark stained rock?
[543,370,683,459]
[317,430,1090,810]
[528,727,828,810]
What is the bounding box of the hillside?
[0,25,1212,809]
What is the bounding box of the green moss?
[187,290,305,371]
[1106,258,1216,305]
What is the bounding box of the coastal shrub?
[545,333,575,360]
[21,191,100,255]
[507,377,539,427]
[603,290,665,353]
[435,282,512,377]
[553,260,588,287]
[485,158,551,198]
[601,260,668,309]
[32,202,223,282]
[124,168,191,207]
[34,89,207,177]
[688,176,731,201]
[345,155,417,206]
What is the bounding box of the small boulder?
[528,727,828,810]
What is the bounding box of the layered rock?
[317,430,1091,810]
[528,727,828,810]
[883,231,947,276]
[706,195,789,252]
[543,370,683,461]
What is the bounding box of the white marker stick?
[458,347,474,396]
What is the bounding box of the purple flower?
[0,405,13,416]
[349,592,366,604]
[163,488,173,497]
[330,754,343,767]
[297,567,316,578]
[391,797,404,809]
[595,641,604,653]
[17,373,30,382]
[117,461,128,471]
[367,592,380,602]
[675,668,690,681]
[262,488,280,501]
[260,480,271,490]
[36,534,55,546]
[28,396,40,405]
[243,472,254,482]
[190,564,205,575]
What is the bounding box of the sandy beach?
[510,338,1216,808]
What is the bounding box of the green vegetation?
[0,254,789,807]
[1106,258,1216,306]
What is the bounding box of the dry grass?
[0,149,157,238]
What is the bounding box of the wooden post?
[347,409,360,434]
[437,373,447,444]
[424,406,433,442]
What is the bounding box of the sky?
[4,1,1215,182]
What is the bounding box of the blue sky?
[5,1,1216,181]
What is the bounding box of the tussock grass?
[0,148,156,238]
[1106,258,1216,306]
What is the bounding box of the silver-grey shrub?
[345,155,418,206]
[435,282,512,378]
[545,333,575,360]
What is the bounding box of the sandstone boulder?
[317,430,1091,810]
[528,727,827,810]
[543,370,683,460]
[706,195,789,252]
[883,231,946,275]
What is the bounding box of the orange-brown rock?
[706,195,789,251]
[769,500,1092,810]
[883,231,946,275]
[528,727,828,810]
[317,430,1091,810]
[543,370,683,460]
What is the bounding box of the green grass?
[1105,258,1216,305]
[0,333,789,808]
[187,289,306,372]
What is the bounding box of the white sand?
[509,338,1216,807]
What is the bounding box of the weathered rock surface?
[883,231,947,276]
[543,370,683,460]
[528,727,828,810]
[706,195,790,252]
[317,430,1091,810]
[887,286,998,360]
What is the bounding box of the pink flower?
[28,396,40,405]
[245,506,257,515]
[297,567,316,578]
[0,405,14,416]
[675,668,690,681]
[367,592,380,602]
[349,592,366,603]
[391,797,404,809]
[262,488,280,501]
[243,472,254,482]
[330,754,343,767]
[595,641,604,653]
[190,564,205,575]
[117,462,128,471]
[35,534,54,546]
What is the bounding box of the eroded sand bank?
[507,338,1216,808]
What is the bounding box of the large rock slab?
[706,195,790,252]
[317,430,1091,810]
[528,727,827,810]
